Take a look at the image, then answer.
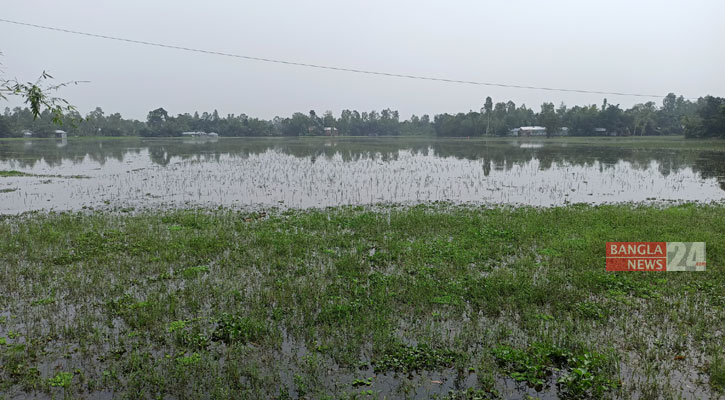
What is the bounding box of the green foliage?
[105,294,160,329]
[351,377,373,387]
[492,344,551,388]
[684,96,725,139]
[0,170,32,177]
[1,90,711,138]
[181,265,210,279]
[443,387,500,400]
[0,170,88,179]
[167,320,187,333]
[539,102,560,138]
[167,319,210,349]
[30,296,55,306]
[574,301,608,320]
[175,352,201,367]
[493,343,619,398]
[48,371,73,388]
[710,354,725,393]
[211,313,268,345]
[0,205,723,398]
[1,70,80,127]
[373,344,459,373]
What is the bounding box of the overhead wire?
[0,18,691,100]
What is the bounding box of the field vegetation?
[1,204,723,398]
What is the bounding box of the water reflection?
[0,137,723,213]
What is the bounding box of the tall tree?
[630,102,657,136]
[483,96,493,135]
[684,96,725,139]
[538,102,559,137]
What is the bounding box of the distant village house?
[509,126,570,137]
[517,126,547,137]
[181,131,218,137]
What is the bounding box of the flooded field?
[2,137,724,399]
[1,205,723,399]
[1,136,724,214]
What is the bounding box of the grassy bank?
[0,170,89,179]
[1,204,723,399]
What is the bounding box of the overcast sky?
[1,0,724,120]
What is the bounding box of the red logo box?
[606,242,667,271]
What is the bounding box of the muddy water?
[0,137,723,214]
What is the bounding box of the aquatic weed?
[373,344,459,373]
[493,342,619,398]
[48,371,73,388]
[211,313,268,345]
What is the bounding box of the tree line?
[1,93,723,139]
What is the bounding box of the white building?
[181,131,218,137]
[518,126,547,136]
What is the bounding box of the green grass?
[373,343,459,373]
[48,371,73,388]
[0,169,89,179]
[711,354,725,393]
[0,170,34,177]
[493,342,618,397]
[0,203,723,398]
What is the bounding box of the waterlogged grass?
[711,354,725,393]
[0,170,34,177]
[373,344,459,373]
[493,342,619,397]
[181,265,210,279]
[3,136,725,214]
[48,371,73,388]
[0,169,89,179]
[0,204,723,399]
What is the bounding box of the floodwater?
[0,137,724,214]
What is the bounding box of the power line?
[0,18,681,99]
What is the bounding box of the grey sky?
[1,0,723,120]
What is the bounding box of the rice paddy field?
[0,136,724,213]
[1,137,724,399]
